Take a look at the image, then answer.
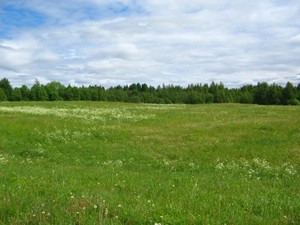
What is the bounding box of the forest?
[0,78,299,105]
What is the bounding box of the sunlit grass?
[0,102,299,224]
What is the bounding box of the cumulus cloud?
[0,0,299,87]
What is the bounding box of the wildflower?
[284,165,296,175]
[0,155,9,164]
[215,162,224,170]
[189,162,195,168]
[93,204,98,209]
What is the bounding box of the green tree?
[80,87,92,101]
[281,82,297,105]
[240,90,253,104]
[89,86,99,101]
[97,86,106,101]
[30,80,48,101]
[208,82,227,103]
[72,86,81,100]
[20,85,31,101]
[0,78,13,100]
[141,83,149,92]
[296,83,300,100]
[184,90,204,104]
[45,81,64,101]
[63,85,74,101]
[0,88,7,101]
[266,84,282,105]
[128,95,141,103]
[253,82,269,105]
[11,88,22,101]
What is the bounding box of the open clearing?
[0,102,299,224]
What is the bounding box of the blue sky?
[0,0,299,87]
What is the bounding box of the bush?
[288,98,299,105]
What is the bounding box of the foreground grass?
[0,102,299,224]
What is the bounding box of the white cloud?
[0,0,299,87]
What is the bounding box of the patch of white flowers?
[102,159,124,167]
[215,158,298,179]
[133,104,185,110]
[0,154,10,164]
[0,106,154,122]
[36,126,98,144]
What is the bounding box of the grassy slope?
[0,102,299,224]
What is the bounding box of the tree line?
[0,78,299,105]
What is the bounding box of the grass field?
[0,102,299,225]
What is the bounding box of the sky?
[0,0,300,88]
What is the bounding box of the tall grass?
[0,102,299,224]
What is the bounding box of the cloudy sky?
[0,0,300,88]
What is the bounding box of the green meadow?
[0,102,299,225]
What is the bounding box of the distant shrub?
[289,98,299,105]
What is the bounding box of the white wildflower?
[0,155,9,164]
[189,162,195,168]
[215,162,224,170]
